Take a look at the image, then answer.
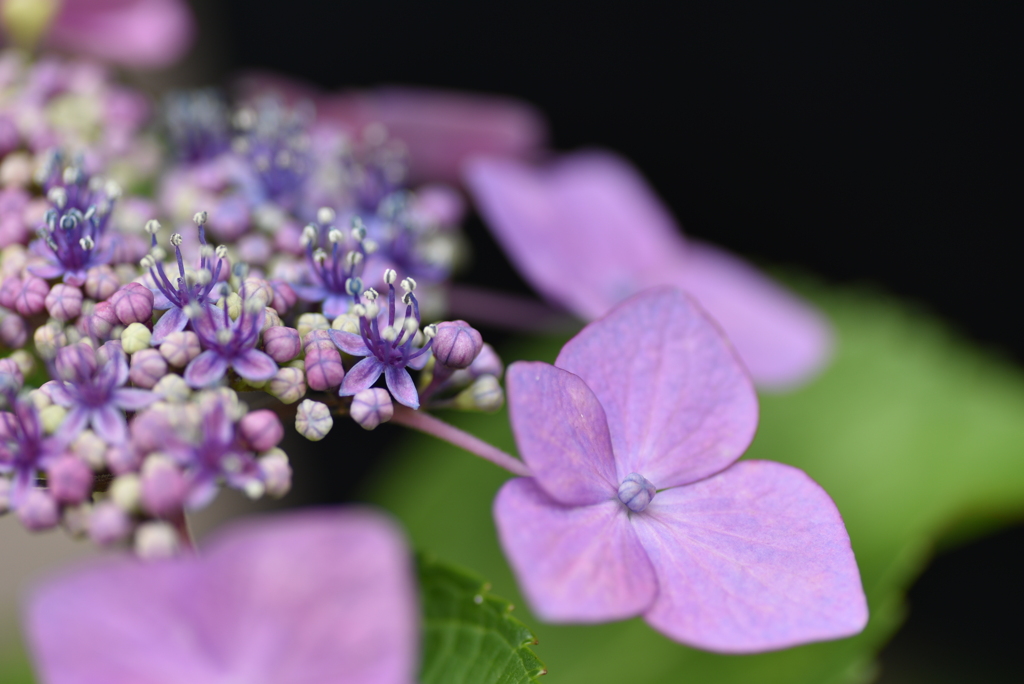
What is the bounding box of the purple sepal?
[184,350,230,388]
[151,307,189,345]
[339,357,385,396]
[384,366,420,409]
[231,349,278,383]
[328,329,372,356]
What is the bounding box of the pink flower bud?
[129,349,167,389]
[268,366,306,404]
[106,444,142,476]
[258,451,292,497]
[88,500,132,545]
[84,265,119,301]
[160,331,201,367]
[302,329,334,351]
[17,489,59,531]
[270,280,298,313]
[263,326,301,362]
[47,455,94,505]
[350,388,394,431]
[14,275,49,316]
[45,283,83,321]
[303,344,345,391]
[0,275,21,309]
[55,342,98,381]
[80,301,119,339]
[238,409,284,451]
[0,357,23,388]
[432,320,483,369]
[111,283,154,325]
[0,312,26,347]
[140,456,188,517]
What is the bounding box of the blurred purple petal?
[112,387,158,411]
[90,405,126,444]
[46,0,196,69]
[556,288,758,489]
[494,478,657,622]
[339,357,385,396]
[632,461,868,653]
[151,306,188,345]
[183,350,229,389]
[506,361,618,505]
[26,508,419,683]
[60,406,89,439]
[384,366,419,409]
[231,349,278,383]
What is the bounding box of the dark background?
[186,1,1021,681]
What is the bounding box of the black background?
[190,1,1021,680]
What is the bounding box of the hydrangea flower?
[183,290,278,389]
[25,508,418,684]
[0,394,69,509]
[465,151,833,389]
[494,287,867,652]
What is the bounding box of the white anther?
[144,219,162,235]
[352,304,367,318]
[401,277,417,292]
[362,239,378,254]
[47,187,67,209]
[104,180,122,200]
[313,248,327,264]
[383,269,397,285]
[328,229,344,244]
[216,329,233,345]
[363,288,379,302]
[140,255,155,269]
[88,176,103,192]
[150,247,167,262]
[197,269,213,285]
[300,224,317,247]
[317,207,336,225]
[424,323,438,339]
[62,167,79,185]
[401,292,413,306]
[184,303,205,319]
[79,236,94,250]
[351,217,367,241]
[234,107,256,130]
[170,233,183,247]
[345,251,363,267]
[403,317,419,335]
[193,211,208,226]
[381,326,398,342]
[199,245,214,259]
[215,245,228,258]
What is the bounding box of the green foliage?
[418,554,546,684]
[367,283,1024,683]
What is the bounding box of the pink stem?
[446,284,578,333]
[391,405,532,478]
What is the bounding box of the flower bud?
[62,503,92,538]
[129,349,167,388]
[17,489,59,531]
[295,399,333,441]
[110,473,142,513]
[47,455,94,504]
[40,404,67,434]
[350,388,394,431]
[0,311,26,347]
[45,283,83,321]
[135,521,180,559]
[110,282,154,325]
[262,307,282,331]
[238,409,284,451]
[55,342,97,381]
[120,322,152,354]
[296,312,329,339]
[84,265,119,301]
[270,280,297,313]
[432,320,483,369]
[303,344,345,392]
[80,300,118,339]
[263,326,301,362]
[0,357,23,389]
[14,275,48,316]
[72,430,107,470]
[0,275,21,309]
[159,331,200,367]
[88,500,132,546]
[153,374,190,403]
[8,349,33,377]
[454,375,505,412]
[33,322,64,359]
[268,366,306,404]
[258,449,292,498]
[617,473,657,513]
[140,455,187,517]
[331,312,361,334]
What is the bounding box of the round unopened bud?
[45,283,83,321]
[47,455,94,504]
[617,472,657,513]
[268,366,306,404]
[40,404,67,434]
[454,375,505,412]
[331,313,361,334]
[0,311,27,347]
[110,473,142,513]
[129,349,167,388]
[105,444,141,476]
[17,489,59,531]
[432,320,483,369]
[238,409,284,451]
[62,503,92,537]
[153,374,190,403]
[135,521,180,559]
[303,344,345,391]
[0,275,21,309]
[350,388,394,431]
[120,322,152,354]
[0,357,23,389]
[296,312,330,338]
[468,343,504,380]
[258,450,292,498]
[71,430,106,470]
[160,331,201,367]
[111,283,154,325]
[8,349,33,377]
[263,326,301,362]
[14,275,48,316]
[84,265,119,300]
[88,501,132,545]
[295,399,333,441]
[140,455,188,517]
[81,300,119,339]
[270,280,297,313]
[55,342,97,381]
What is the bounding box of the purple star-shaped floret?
[47,342,157,444]
[184,299,277,388]
[25,508,419,684]
[494,287,867,653]
[464,151,834,390]
[0,398,70,508]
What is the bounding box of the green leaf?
[418,553,546,684]
[366,282,1024,683]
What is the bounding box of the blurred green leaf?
[418,553,546,684]
[366,283,1024,683]
[0,645,36,684]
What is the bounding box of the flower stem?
[391,405,532,477]
[172,513,196,554]
[446,284,579,333]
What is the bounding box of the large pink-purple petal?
[672,241,834,390]
[339,357,385,396]
[183,350,229,389]
[494,478,657,623]
[384,366,419,409]
[231,349,278,383]
[46,0,196,69]
[557,287,758,489]
[112,387,157,411]
[25,508,419,684]
[630,461,868,653]
[464,151,687,320]
[506,361,619,506]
